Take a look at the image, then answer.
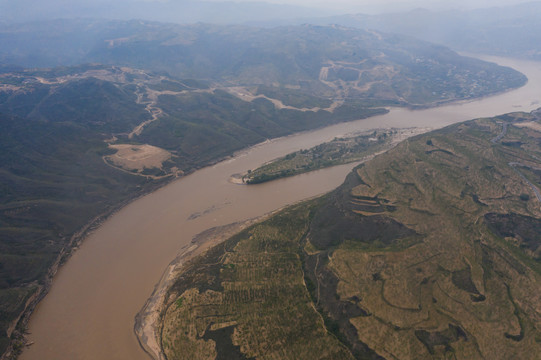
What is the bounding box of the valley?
[0,15,538,360]
[0,25,528,357]
[17,56,541,360]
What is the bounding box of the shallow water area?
[21,56,541,360]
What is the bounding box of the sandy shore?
[133,216,271,360]
[228,173,246,185]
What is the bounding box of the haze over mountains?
[3,0,541,61]
[0,0,536,23]
[294,2,541,61]
[0,0,332,24]
[0,20,526,105]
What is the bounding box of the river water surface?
[21,56,541,360]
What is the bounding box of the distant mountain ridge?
[0,20,527,106]
[268,2,541,61]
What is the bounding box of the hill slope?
[0,63,386,356]
[161,109,541,359]
[0,21,527,106]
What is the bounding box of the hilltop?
[159,109,541,359]
[0,21,526,106]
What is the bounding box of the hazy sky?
[0,0,537,24]
[201,0,535,13]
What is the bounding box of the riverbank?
[131,126,448,358]
[4,177,169,359]
[134,140,422,360]
[20,55,541,360]
[134,215,274,360]
[133,128,419,358]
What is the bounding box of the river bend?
[21,56,541,360]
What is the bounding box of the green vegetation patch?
[244,130,396,184]
[0,286,38,355]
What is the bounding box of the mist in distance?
[0,0,539,24]
[2,0,541,67]
[0,0,331,24]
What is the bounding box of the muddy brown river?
[21,56,541,360]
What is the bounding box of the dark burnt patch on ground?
[485,213,541,258]
[201,325,254,360]
[308,172,418,251]
[415,324,468,355]
[452,267,480,295]
[303,251,383,360]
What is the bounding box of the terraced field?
[160,205,353,360]
[305,111,541,359]
[161,110,541,359]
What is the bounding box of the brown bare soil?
[105,144,171,171]
[514,121,541,132]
